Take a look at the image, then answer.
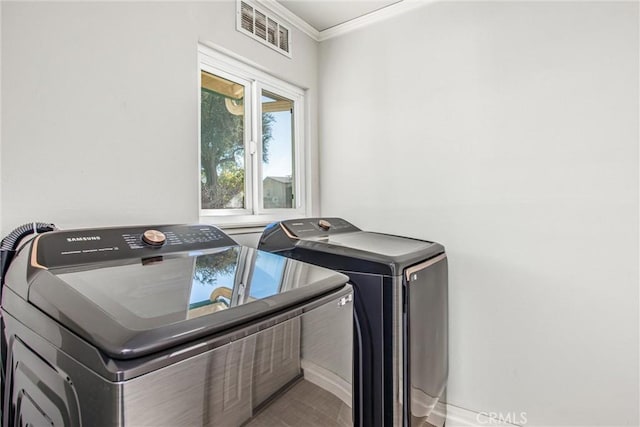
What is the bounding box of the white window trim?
[198,44,310,228]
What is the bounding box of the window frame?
[198,44,308,227]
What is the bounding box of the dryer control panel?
[30,224,236,269]
[281,217,361,238]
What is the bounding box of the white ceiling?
[276,0,402,32]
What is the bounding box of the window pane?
[201,71,245,209]
[261,90,294,209]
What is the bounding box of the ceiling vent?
[237,1,291,57]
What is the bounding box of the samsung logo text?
[66,236,102,242]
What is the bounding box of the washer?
[259,218,448,427]
[1,224,354,426]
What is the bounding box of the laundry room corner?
[318,1,639,426]
[0,0,638,426]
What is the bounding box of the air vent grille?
[238,1,292,57]
[240,2,254,33]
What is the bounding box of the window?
[199,45,307,226]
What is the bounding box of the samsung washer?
[1,224,354,426]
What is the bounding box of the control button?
[318,219,332,231]
[142,230,166,247]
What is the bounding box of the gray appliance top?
[271,218,445,275]
[320,232,434,258]
[11,225,349,359]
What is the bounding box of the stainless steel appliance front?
[121,296,353,426]
[2,224,354,427]
[257,217,449,427]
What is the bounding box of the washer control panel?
[31,224,237,269]
[281,218,360,238]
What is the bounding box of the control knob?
[142,229,166,247]
[318,219,332,231]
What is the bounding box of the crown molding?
[255,0,321,41]
[318,0,431,42]
[254,0,432,44]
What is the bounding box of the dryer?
[259,218,448,427]
[1,224,354,426]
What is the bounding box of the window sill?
[222,226,267,236]
[199,212,308,231]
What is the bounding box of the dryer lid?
[27,246,348,359]
[295,231,444,275]
[272,218,445,274]
[323,231,434,258]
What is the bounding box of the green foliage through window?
[200,71,277,210]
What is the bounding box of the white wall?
[1,1,319,236]
[319,2,638,426]
[229,231,261,248]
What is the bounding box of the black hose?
[0,222,57,287]
[0,221,58,252]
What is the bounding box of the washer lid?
[27,246,348,359]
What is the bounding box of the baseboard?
[411,387,439,418]
[429,402,521,427]
[300,359,352,407]
[296,363,520,427]
[426,401,448,427]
